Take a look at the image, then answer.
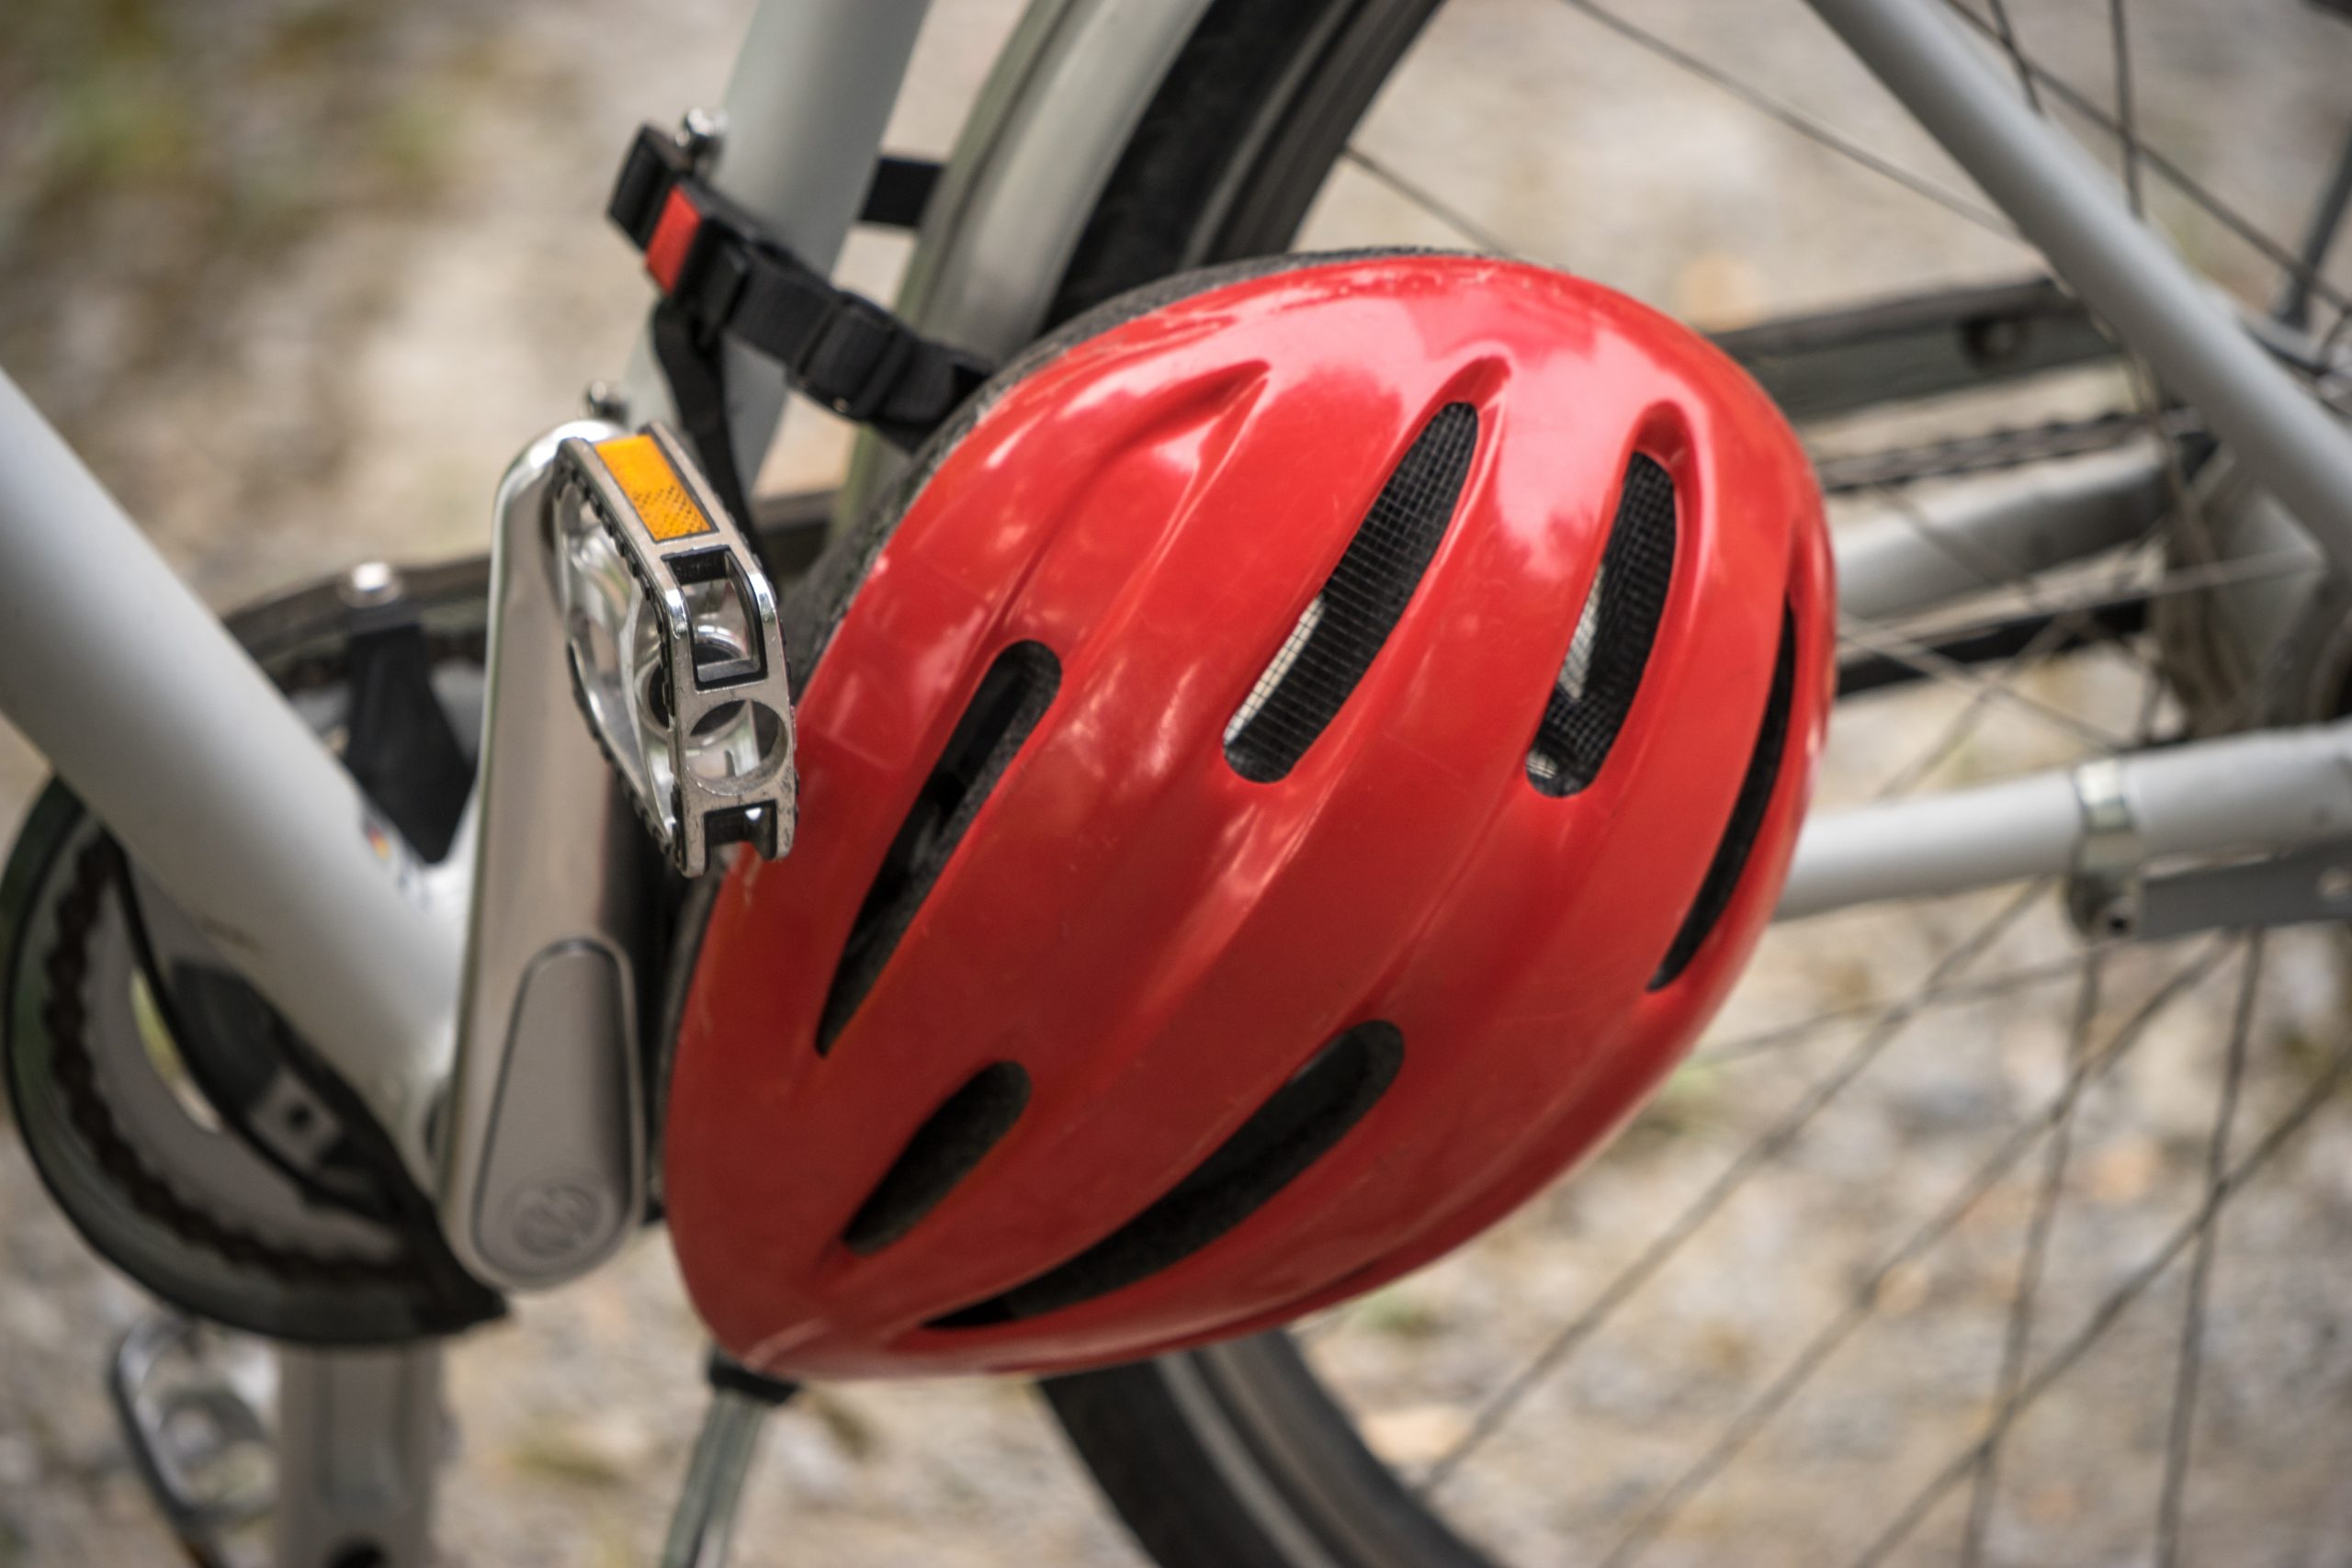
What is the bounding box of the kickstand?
[661,1351,800,1568]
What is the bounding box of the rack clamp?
[2066,757,2145,938]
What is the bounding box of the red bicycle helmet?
[662,252,1833,1378]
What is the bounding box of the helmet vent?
[842,1063,1032,1254]
[1651,610,1797,989]
[1225,403,1479,784]
[817,641,1061,1053]
[1526,453,1678,795]
[928,1021,1404,1328]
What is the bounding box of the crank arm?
[436,419,657,1291]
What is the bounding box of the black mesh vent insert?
[930,1021,1404,1328]
[817,642,1060,1052]
[1224,405,1478,784]
[1526,454,1679,796]
[1651,612,1797,990]
[843,1064,1031,1254]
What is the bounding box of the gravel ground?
[5,1,2352,1564]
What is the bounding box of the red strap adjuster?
[644,186,707,295]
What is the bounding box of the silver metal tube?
[662,1388,775,1568]
[707,0,933,266]
[618,0,933,492]
[274,1343,444,1568]
[1779,716,2352,919]
[2132,726,2352,858]
[0,369,458,1179]
[1806,0,2352,581]
[1833,446,2165,624]
[1779,772,2082,918]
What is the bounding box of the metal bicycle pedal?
[551,424,797,877]
[111,1314,276,1568]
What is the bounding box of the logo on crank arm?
[551,424,795,876]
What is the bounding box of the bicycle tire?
[1021,5,1532,1565]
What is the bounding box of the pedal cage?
[551,423,797,878]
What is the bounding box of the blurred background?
[4,1,2352,1563]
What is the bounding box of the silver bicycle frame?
[0,7,934,1562]
[0,371,464,1186]
[617,0,934,489]
[1810,0,2352,575]
[0,0,2346,1216]
[0,0,2342,1216]
[5,0,2352,1560]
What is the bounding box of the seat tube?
[617,0,935,495]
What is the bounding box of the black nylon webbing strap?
[649,297,753,530]
[609,126,992,490]
[859,155,941,231]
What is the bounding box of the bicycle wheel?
[993,3,2352,1564]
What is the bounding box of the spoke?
[1836,533,2319,735]
[1597,940,2233,1568]
[1849,978,2351,1567]
[1871,482,2058,617]
[1973,612,2170,1558]
[1697,953,2099,1066]
[1959,951,2103,1567]
[1845,536,2319,773]
[1338,147,1532,263]
[1873,547,2319,652]
[1555,0,2016,241]
[1836,620,2132,750]
[2154,929,2262,1567]
[1418,884,2048,1494]
[2273,122,2352,329]
[1863,446,2181,798]
[2169,592,2307,738]
[1864,601,2107,802]
[1937,1,2352,323]
[2129,547,2327,604]
[2110,418,2211,686]
[1975,0,2041,114]
[2094,0,2228,689]
[2109,0,2144,219]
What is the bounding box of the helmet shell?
[663,254,1833,1378]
